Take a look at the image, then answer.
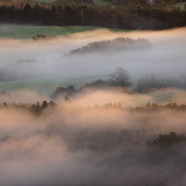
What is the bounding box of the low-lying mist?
[0,87,186,185]
[0,27,186,85]
[1,26,186,186]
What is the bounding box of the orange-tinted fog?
[0,27,186,186]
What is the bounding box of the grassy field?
[173,2,186,9]
[0,24,128,39]
[0,75,109,96]
[92,0,112,6]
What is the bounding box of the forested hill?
[67,37,151,55]
[0,3,186,30]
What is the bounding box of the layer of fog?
[1,90,186,185]
[1,86,186,106]
[0,27,186,86]
[1,26,186,186]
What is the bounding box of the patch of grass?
[92,0,112,6]
[0,74,109,96]
[0,24,129,39]
[173,2,185,9]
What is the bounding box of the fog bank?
[0,27,186,86]
[0,26,186,186]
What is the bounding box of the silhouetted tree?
[152,131,186,147]
[41,100,48,109]
[109,67,132,87]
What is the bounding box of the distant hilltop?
[66,37,151,56]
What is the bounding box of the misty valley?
[1,25,186,186]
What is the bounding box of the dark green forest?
[0,1,186,29]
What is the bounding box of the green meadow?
[92,0,112,6]
[0,75,109,96]
[173,2,186,9]
[0,24,128,39]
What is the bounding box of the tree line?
[2,97,186,115]
[51,67,186,99]
[0,2,186,29]
[67,37,151,55]
[1,66,185,95]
